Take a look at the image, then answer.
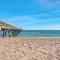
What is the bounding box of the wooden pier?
[0,21,22,37]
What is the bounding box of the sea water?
[0,30,60,37]
[18,30,60,37]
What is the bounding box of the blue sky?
[0,0,60,30]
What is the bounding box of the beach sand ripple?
[0,37,60,60]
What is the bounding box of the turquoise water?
[18,30,60,37]
[0,30,4,37]
[0,30,60,37]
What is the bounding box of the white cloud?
[32,13,50,18]
[1,15,50,26]
[24,25,60,30]
[0,15,60,30]
[36,0,60,10]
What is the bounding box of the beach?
[0,37,60,60]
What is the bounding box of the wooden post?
[3,29,5,37]
[5,30,6,36]
[11,29,13,37]
[8,30,10,37]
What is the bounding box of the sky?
[0,0,60,30]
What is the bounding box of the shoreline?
[0,36,60,38]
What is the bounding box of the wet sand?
[0,37,60,60]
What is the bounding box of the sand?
[0,37,60,60]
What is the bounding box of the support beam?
[2,28,21,37]
[11,29,13,37]
[11,29,14,36]
[3,29,5,37]
[5,30,6,36]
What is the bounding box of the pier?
[0,21,22,37]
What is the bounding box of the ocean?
[0,30,60,37]
[18,30,60,37]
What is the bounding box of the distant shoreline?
[0,36,60,38]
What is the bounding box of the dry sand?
[0,37,60,60]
